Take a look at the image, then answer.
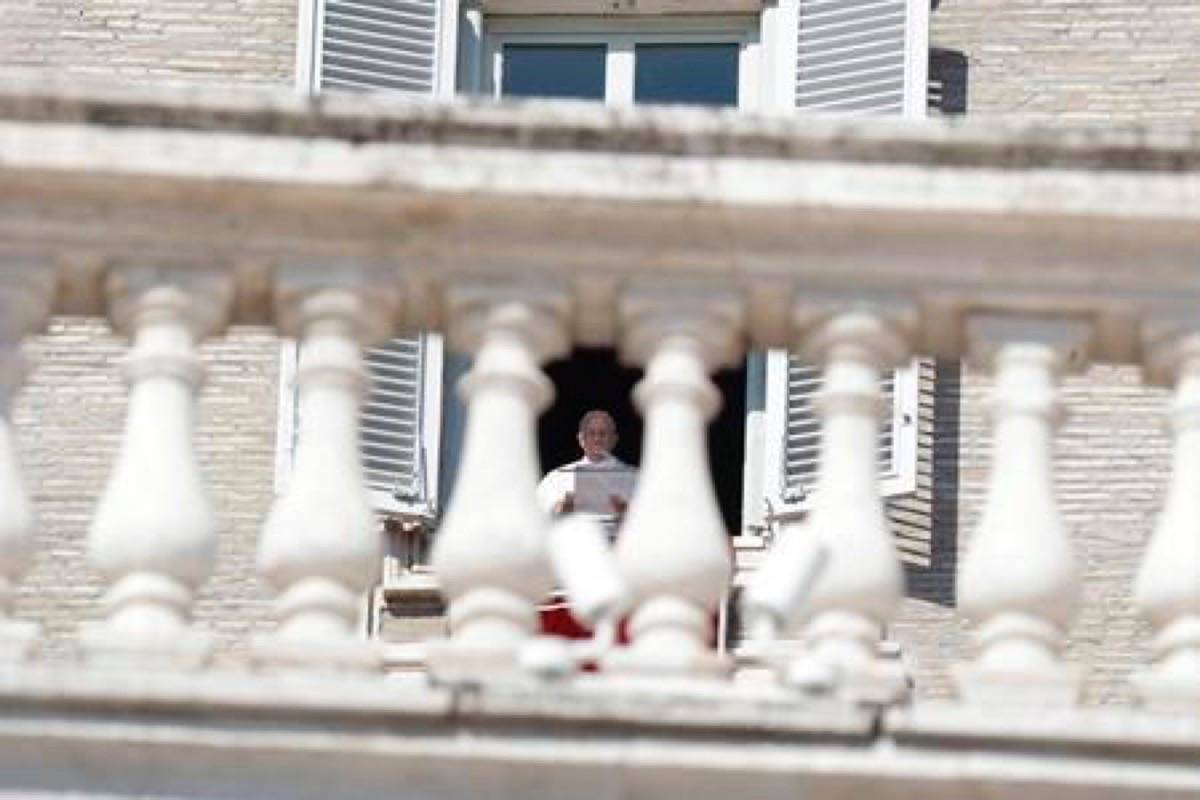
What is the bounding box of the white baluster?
[81,268,232,669]
[792,311,912,701]
[254,278,396,671]
[955,316,1089,705]
[604,291,742,678]
[0,269,53,661]
[427,286,568,679]
[1133,328,1200,711]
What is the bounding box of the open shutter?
[317,0,442,93]
[768,352,917,518]
[276,334,443,521]
[279,3,447,518]
[361,335,442,518]
[795,0,928,116]
[751,0,927,524]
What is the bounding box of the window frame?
[902,0,931,118]
[479,15,765,110]
[756,349,919,526]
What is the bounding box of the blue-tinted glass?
[502,45,607,101]
[634,44,739,107]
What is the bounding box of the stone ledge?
[887,702,1200,757]
[1,81,1199,361]
[0,666,1197,799]
[0,664,872,737]
[1,76,1200,171]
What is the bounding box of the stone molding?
[0,667,1196,799]
[0,86,1197,361]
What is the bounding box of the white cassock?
[536,453,638,516]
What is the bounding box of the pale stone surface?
[0,268,53,661]
[790,311,913,702]
[607,290,740,678]
[0,85,1187,703]
[82,270,233,669]
[0,665,1193,799]
[955,318,1090,705]
[255,279,396,672]
[428,286,568,678]
[1132,330,1200,711]
[15,318,278,666]
[893,362,1165,707]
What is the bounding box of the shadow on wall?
[903,359,961,607]
[928,47,969,115]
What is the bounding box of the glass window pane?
[502,44,607,101]
[634,43,739,107]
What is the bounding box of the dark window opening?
[540,347,746,535]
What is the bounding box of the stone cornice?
[0,81,1198,362]
[2,77,1200,171]
[0,667,1196,799]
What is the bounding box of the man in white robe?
[537,409,637,517]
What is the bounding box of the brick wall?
[928,0,1200,124]
[887,0,1197,706]
[13,319,281,664]
[0,0,296,87]
[892,363,1170,705]
[2,0,297,662]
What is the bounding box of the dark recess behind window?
[634,43,739,106]
[502,44,607,100]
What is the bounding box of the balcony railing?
[0,78,1198,798]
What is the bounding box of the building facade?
[4,0,1200,707]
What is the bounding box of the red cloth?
[538,603,594,639]
[538,592,628,641]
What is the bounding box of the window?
[634,43,739,106]
[295,0,932,533]
[482,16,763,110]
[501,44,607,100]
[498,41,741,106]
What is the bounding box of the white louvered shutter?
[361,335,440,517]
[795,0,927,116]
[777,359,912,510]
[317,0,442,94]
[292,2,445,518]
[762,351,917,521]
[756,0,925,522]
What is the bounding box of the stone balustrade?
[0,79,1198,797]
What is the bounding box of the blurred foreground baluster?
[428,285,568,680]
[0,265,53,661]
[1134,326,1200,712]
[955,317,1089,705]
[605,290,742,678]
[792,310,912,702]
[255,275,397,672]
[82,267,232,669]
